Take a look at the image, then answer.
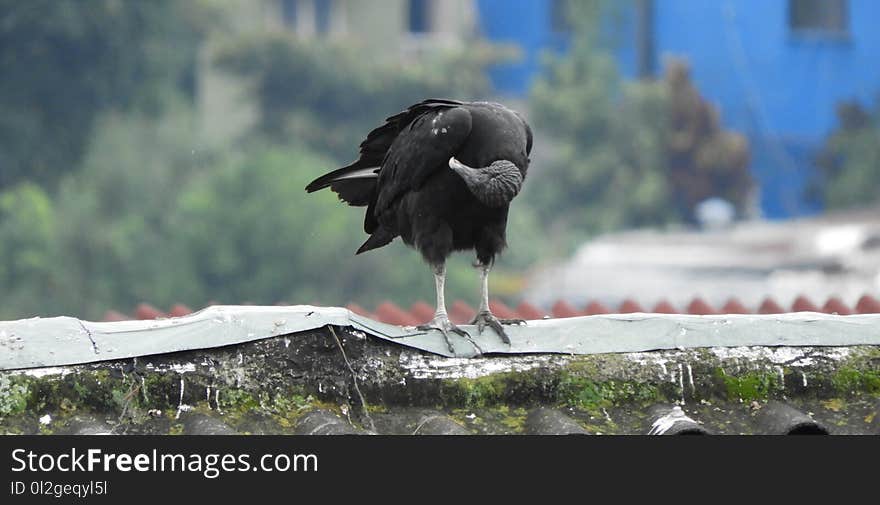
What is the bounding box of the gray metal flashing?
[1,304,880,370]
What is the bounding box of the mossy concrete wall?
[1,326,878,434]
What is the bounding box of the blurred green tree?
[165,144,526,311]
[528,0,751,247]
[0,182,58,318]
[664,59,751,221]
[529,0,674,243]
[0,6,532,318]
[212,33,507,161]
[44,109,215,318]
[0,0,216,189]
[816,100,880,209]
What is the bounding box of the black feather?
[305,99,532,266]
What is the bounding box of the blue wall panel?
[476,0,880,218]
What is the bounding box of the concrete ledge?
[3,306,880,367]
[1,321,878,434]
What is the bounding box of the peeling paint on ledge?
[3,306,880,369]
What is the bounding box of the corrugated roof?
[107,294,880,324]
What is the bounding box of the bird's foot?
[417,316,483,355]
[469,311,524,345]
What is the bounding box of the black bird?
[305,99,532,353]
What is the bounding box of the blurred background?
[0,0,878,321]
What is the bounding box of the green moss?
[498,406,528,433]
[831,367,880,396]
[217,386,323,429]
[715,369,782,401]
[140,373,179,406]
[0,375,30,417]
[820,398,846,412]
[439,366,663,412]
[558,372,661,413]
[455,376,507,408]
[265,391,316,427]
[25,370,126,414]
[218,388,260,413]
[448,406,529,434]
[439,374,507,408]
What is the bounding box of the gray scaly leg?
[469,263,524,345]
[417,263,483,355]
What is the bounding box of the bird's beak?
[449,157,469,171]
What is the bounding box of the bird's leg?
[416,263,482,355]
[469,263,525,344]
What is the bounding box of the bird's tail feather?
[306,159,379,207]
[305,160,377,193]
[356,228,395,254]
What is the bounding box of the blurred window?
[550,0,571,33]
[789,0,849,33]
[281,0,298,28]
[315,0,332,34]
[409,0,432,33]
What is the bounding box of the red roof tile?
[346,303,374,318]
[584,300,611,315]
[108,294,880,324]
[822,297,852,315]
[102,310,129,322]
[618,299,645,314]
[856,295,880,314]
[409,301,436,323]
[651,300,678,314]
[449,300,476,325]
[135,303,165,320]
[758,297,785,314]
[720,298,749,314]
[489,299,519,319]
[516,301,546,320]
[374,301,418,326]
[552,300,582,318]
[791,295,820,312]
[168,303,193,318]
[687,298,715,315]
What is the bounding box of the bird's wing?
[305,99,466,207]
[375,106,473,213]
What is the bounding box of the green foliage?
[531,72,674,237]
[528,0,750,247]
[41,109,214,318]
[0,110,530,319]
[664,60,752,219]
[0,0,754,320]
[0,183,55,281]
[0,1,535,318]
[213,33,504,160]
[0,0,216,189]
[816,101,880,209]
[529,1,674,243]
[0,182,58,314]
[164,143,518,309]
[168,145,358,305]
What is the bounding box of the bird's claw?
[469,311,523,345]
[417,317,482,356]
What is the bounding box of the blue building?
[475,0,880,219]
